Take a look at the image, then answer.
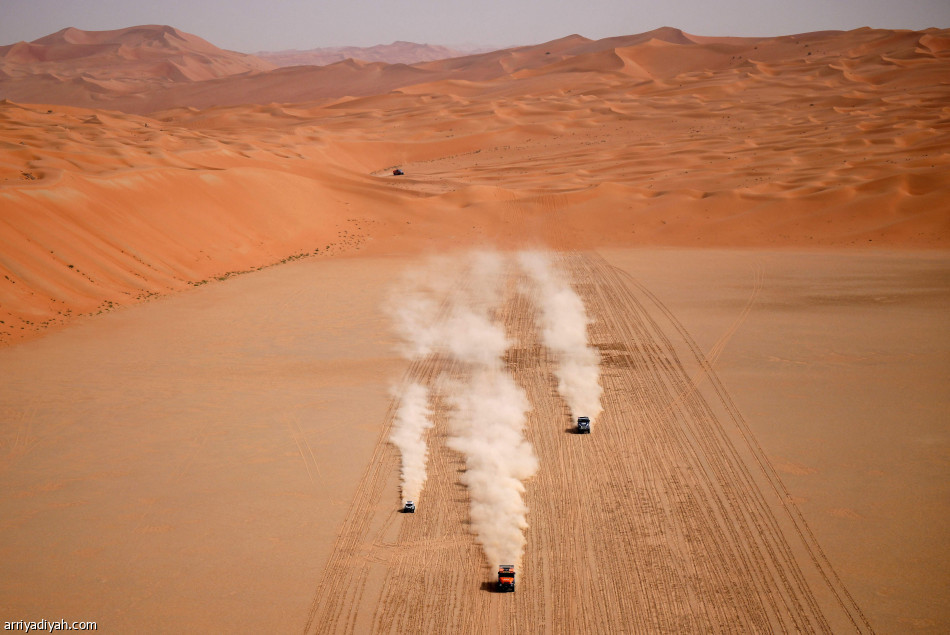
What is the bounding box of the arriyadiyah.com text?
[5,620,97,632]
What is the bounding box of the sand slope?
[1,25,948,345]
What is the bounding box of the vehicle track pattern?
[303,251,872,634]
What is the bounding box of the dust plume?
[444,367,537,566]
[389,382,434,502]
[387,250,537,567]
[384,260,451,506]
[438,251,537,566]
[386,251,506,363]
[518,251,603,426]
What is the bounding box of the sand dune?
[1,25,273,76]
[0,26,275,112]
[1,25,948,344]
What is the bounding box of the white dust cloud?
[387,249,601,567]
[429,251,537,566]
[518,251,603,426]
[389,382,434,502]
[445,367,537,566]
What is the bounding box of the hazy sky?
[2,0,948,51]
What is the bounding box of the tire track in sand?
[603,255,873,633]
[303,251,871,634]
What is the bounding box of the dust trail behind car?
[518,250,602,429]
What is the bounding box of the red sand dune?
[0,24,948,348]
[0,25,274,108]
[1,24,274,78]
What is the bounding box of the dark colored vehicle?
[403,501,415,513]
[576,416,591,434]
[497,565,515,592]
[393,169,404,176]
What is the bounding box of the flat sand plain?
[0,256,404,632]
[601,248,949,632]
[0,249,946,632]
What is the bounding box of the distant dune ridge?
[2,24,946,112]
[0,23,948,344]
[256,41,487,67]
[0,25,274,105]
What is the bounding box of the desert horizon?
[0,16,947,634]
